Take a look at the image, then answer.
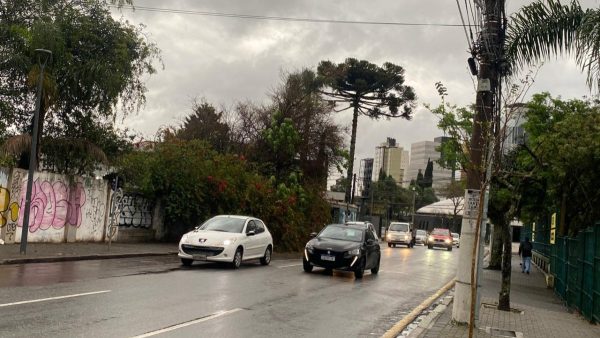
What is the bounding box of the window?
[246,220,257,233]
[255,220,266,234]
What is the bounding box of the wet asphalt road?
[0,244,458,338]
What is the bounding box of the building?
[358,158,374,196]
[405,137,454,192]
[372,138,409,185]
[503,104,527,153]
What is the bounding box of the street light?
[20,49,52,255]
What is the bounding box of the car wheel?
[232,247,243,269]
[387,242,392,248]
[303,257,313,272]
[447,247,453,251]
[260,246,272,266]
[181,258,193,266]
[457,245,460,248]
[428,245,433,250]
[354,257,365,279]
[371,256,380,274]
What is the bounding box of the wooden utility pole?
[452,0,505,334]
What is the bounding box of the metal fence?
[549,223,600,323]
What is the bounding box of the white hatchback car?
[178,215,273,269]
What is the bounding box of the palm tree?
[506,0,600,91]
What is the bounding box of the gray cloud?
[113,0,597,181]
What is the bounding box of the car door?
[254,220,270,254]
[364,230,378,269]
[244,220,261,258]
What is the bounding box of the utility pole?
[411,186,416,225]
[452,0,504,333]
[20,49,52,255]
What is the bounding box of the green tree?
[0,0,159,169]
[506,0,600,90]
[317,58,416,203]
[422,158,434,188]
[177,100,231,153]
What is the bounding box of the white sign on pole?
[463,189,481,220]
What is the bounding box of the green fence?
[521,220,551,258]
[550,223,600,323]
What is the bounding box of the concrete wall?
[0,167,164,243]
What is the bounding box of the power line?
[111,5,478,28]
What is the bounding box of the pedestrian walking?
[519,237,533,274]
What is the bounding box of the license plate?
[193,255,207,261]
[321,255,335,262]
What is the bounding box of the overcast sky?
[111,0,599,183]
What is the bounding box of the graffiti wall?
[0,169,109,243]
[118,194,153,228]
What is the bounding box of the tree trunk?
[488,224,503,270]
[498,217,512,311]
[345,105,359,203]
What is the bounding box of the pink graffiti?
[18,180,87,233]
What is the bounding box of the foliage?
[422,159,434,189]
[118,139,331,251]
[506,0,600,90]
[177,100,231,153]
[518,93,600,233]
[317,58,416,202]
[0,0,159,170]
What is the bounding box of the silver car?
[451,232,460,248]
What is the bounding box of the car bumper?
[178,243,236,262]
[430,241,452,248]
[305,250,360,270]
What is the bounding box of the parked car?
[178,215,273,269]
[451,232,460,248]
[303,223,381,278]
[386,222,413,248]
[427,228,453,251]
[345,221,379,240]
[415,229,428,245]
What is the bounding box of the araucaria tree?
[317,58,416,202]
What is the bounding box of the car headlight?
[347,248,360,256]
[445,239,452,243]
[429,236,435,242]
[222,238,237,246]
[305,244,314,253]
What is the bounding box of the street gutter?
[0,251,178,265]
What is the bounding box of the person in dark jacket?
[519,237,533,274]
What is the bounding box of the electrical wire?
[110,4,477,28]
[455,0,474,49]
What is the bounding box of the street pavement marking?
[277,263,302,268]
[131,308,243,338]
[0,290,111,308]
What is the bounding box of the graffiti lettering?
[17,180,87,233]
[118,195,152,228]
[0,187,19,228]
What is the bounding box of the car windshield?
[319,225,364,242]
[452,233,459,238]
[432,229,450,236]
[417,230,426,235]
[389,223,409,232]
[198,217,245,233]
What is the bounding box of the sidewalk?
[411,249,600,338]
[0,242,178,264]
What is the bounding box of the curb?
[381,278,456,338]
[0,251,178,265]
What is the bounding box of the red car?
[427,228,453,251]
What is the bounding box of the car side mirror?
[247,230,256,236]
[310,232,318,238]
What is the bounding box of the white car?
[452,232,460,248]
[178,215,273,269]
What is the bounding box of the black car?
[303,223,381,278]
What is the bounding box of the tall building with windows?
[358,158,374,196]
[372,138,409,185]
[405,137,454,191]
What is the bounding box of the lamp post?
[411,186,416,225]
[20,49,52,255]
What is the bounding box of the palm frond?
[44,137,109,165]
[1,134,31,156]
[506,0,584,73]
